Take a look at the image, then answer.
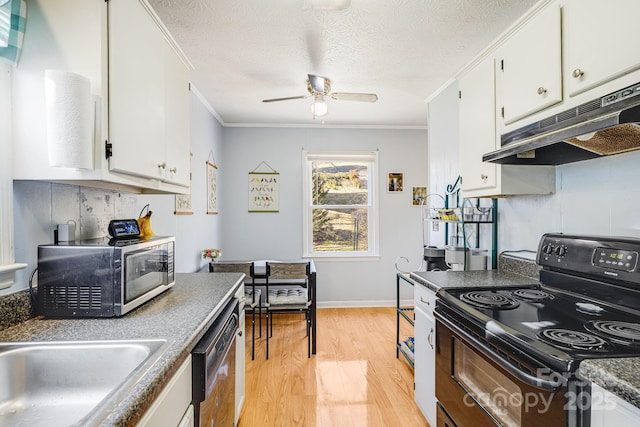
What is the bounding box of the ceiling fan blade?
[262,95,308,103]
[308,74,329,94]
[331,92,378,102]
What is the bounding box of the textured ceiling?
[148,0,538,128]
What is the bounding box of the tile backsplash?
[9,181,144,297]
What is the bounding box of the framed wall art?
[387,172,404,192]
[412,186,428,206]
[248,161,279,212]
[206,160,218,214]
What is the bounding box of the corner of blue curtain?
[0,0,27,67]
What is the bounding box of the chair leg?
[307,315,311,358]
[269,312,273,338]
[258,296,262,338]
[251,307,256,361]
[265,309,269,360]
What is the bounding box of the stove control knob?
[543,244,554,255]
[555,246,567,256]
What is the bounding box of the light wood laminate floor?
[239,307,429,427]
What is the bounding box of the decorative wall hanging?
[412,186,428,206]
[206,151,218,214]
[248,161,279,212]
[387,172,404,192]
[175,152,193,215]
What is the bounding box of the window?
[302,151,379,258]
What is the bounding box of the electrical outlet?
[432,221,439,232]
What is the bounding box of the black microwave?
[36,236,175,318]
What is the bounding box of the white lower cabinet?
[235,284,246,424]
[590,383,640,427]
[136,355,193,427]
[414,284,437,427]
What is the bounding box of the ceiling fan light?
[311,97,328,117]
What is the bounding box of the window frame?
[302,150,379,259]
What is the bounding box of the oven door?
[436,316,570,427]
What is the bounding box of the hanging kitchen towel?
[0,0,26,66]
[45,69,94,169]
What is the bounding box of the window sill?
[303,254,381,262]
[0,263,28,290]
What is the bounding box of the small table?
[209,259,317,355]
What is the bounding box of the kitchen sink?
[0,339,167,427]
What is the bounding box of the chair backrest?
[209,261,254,279]
[266,261,310,281]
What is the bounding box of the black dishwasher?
[192,297,239,427]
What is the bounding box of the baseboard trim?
[317,299,413,308]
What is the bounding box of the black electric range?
[436,233,640,374]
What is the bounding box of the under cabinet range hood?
[483,81,640,165]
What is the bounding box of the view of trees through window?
[311,160,370,252]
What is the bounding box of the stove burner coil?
[511,289,555,301]
[460,291,520,309]
[538,328,610,351]
[586,321,640,345]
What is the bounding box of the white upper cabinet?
[564,0,640,97]
[496,0,640,134]
[498,4,562,125]
[457,55,555,198]
[12,0,191,194]
[108,0,191,188]
[108,0,167,182]
[164,44,191,187]
[459,56,497,193]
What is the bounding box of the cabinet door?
[590,383,640,427]
[108,0,167,181]
[459,56,497,193]
[498,4,562,125]
[164,44,191,187]
[414,286,436,427]
[565,0,640,97]
[136,356,192,427]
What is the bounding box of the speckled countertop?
[408,269,540,292]
[407,252,640,410]
[0,272,242,427]
[579,359,640,409]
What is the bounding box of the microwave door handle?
[436,313,561,392]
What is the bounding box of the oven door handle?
[437,314,561,392]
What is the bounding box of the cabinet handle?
[480,174,488,181]
[419,296,430,306]
[537,87,547,95]
[428,327,434,350]
[238,330,243,337]
[169,167,177,173]
[158,162,166,170]
[572,68,584,78]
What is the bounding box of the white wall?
[221,127,428,306]
[499,150,640,252]
[5,91,223,296]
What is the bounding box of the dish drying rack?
[423,176,498,269]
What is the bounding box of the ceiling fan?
[262,74,378,119]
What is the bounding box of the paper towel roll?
[45,69,94,169]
